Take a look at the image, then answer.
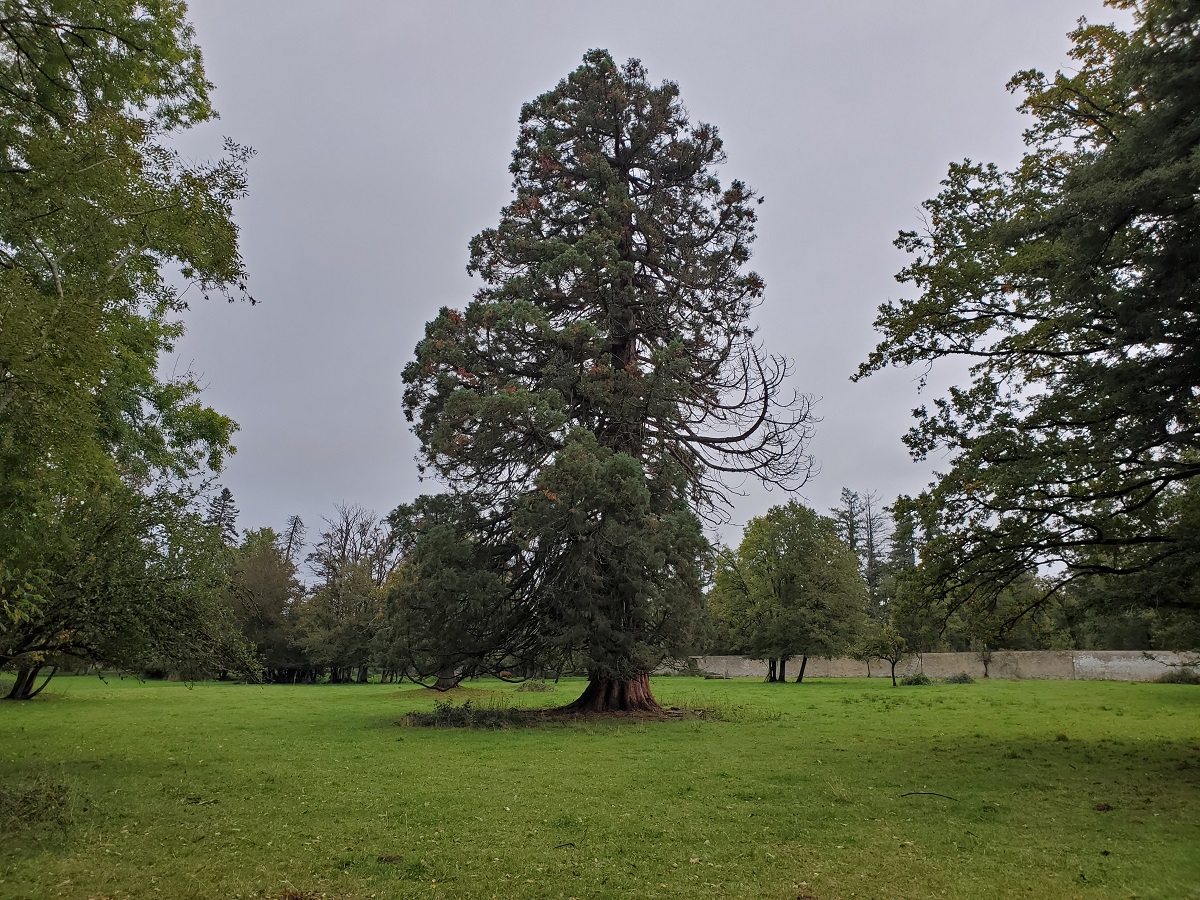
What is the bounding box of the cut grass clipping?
[1,675,1197,899]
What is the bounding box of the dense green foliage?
[0,1,253,689]
[711,502,868,681]
[0,485,256,698]
[224,527,308,680]
[397,51,811,704]
[857,0,1200,626]
[385,492,556,687]
[1,676,1197,899]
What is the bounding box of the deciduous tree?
[1,483,256,699]
[297,504,400,683]
[856,620,908,686]
[1,1,251,623]
[710,501,868,683]
[856,0,1200,627]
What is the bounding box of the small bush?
[405,699,528,728]
[1155,667,1200,685]
[900,672,933,686]
[516,679,554,693]
[945,672,976,684]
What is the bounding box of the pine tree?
[832,489,863,556]
[282,515,307,565]
[832,488,889,612]
[205,488,239,546]
[399,51,813,711]
[860,491,889,611]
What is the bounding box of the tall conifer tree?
[205,488,239,547]
[399,51,813,711]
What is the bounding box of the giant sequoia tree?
[857,0,1200,624]
[400,51,812,711]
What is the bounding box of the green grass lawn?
[0,675,1196,900]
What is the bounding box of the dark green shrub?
[1155,667,1200,684]
[900,672,933,686]
[405,699,528,728]
[516,679,554,693]
[945,672,976,684]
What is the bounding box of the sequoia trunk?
[433,666,461,692]
[563,673,662,714]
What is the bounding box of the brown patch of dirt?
[536,705,697,722]
[419,685,497,696]
[376,853,403,863]
[1094,802,1114,811]
[399,704,703,729]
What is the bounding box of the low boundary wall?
[682,650,1197,682]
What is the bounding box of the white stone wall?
[677,650,1197,682]
[1072,650,1196,681]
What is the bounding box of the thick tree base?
[4,665,56,701]
[561,674,662,714]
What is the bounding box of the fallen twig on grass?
[900,791,957,801]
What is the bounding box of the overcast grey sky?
[172,0,1113,547]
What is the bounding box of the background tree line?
[699,485,1199,686]
[218,480,1195,692]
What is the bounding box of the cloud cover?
[171,0,1112,547]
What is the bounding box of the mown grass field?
[0,675,1196,900]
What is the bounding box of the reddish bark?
[562,673,663,714]
[433,665,462,692]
